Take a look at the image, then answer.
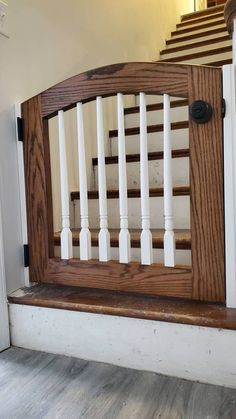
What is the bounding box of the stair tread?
[160,45,231,63]
[171,18,225,37]
[8,283,236,330]
[71,186,190,201]
[92,149,189,166]
[166,28,228,45]
[109,121,188,138]
[54,228,191,249]
[177,12,224,28]
[181,4,225,21]
[161,35,230,56]
[124,99,188,115]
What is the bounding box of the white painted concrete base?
[9,303,236,389]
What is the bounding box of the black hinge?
[222,99,226,119]
[23,244,29,268]
[17,117,24,142]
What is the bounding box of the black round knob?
[189,100,213,124]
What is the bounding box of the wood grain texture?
[92,148,190,166]
[188,66,225,302]
[109,120,188,138]
[70,186,190,201]
[8,283,236,330]
[37,62,189,118]
[1,347,236,419]
[43,119,54,258]
[44,259,192,299]
[21,97,49,282]
[224,0,236,35]
[54,228,191,250]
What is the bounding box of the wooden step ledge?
[109,121,188,138]
[54,228,191,250]
[181,5,225,21]
[160,45,232,63]
[171,19,225,37]
[177,11,224,28]
[124,99,188,115]
[8,284,236,331]
[161,35,230,56]
[92,149,189,166]
[166,28,228,45]
[70,186,190,201]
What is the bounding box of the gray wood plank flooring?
[0,347,236,419]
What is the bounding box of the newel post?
[223,0,236,307]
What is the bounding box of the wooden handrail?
[224,0,236,36]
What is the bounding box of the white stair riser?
[171,23,226,39]
[111,129,189,155]
[72,196,190,229]
[94,158,189,190]
[166,31,228,48]
[135,95,183,106]
[162,40,232,60]
[55,245,191,265]
[125,106,188,128]
[176,51,232,65]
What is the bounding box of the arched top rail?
[224,0,236,36]
[23,62,217,119]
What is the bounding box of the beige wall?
[0,0,191,291]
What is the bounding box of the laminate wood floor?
[0,347,236,419]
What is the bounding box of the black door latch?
[189,100,213,124]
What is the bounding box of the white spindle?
[117,93,131,263]
[139,93,153,265]
[58,110,73,259]
[163,94,175,267]
[76,102,92,260]
[96,96,111,261]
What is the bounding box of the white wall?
[0,0,191,292]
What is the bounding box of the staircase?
[54,2,231,266]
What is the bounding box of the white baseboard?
[9,303,236,389]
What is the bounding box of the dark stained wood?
[124,99,188,115]
[54,228,191,250]
[44,259,192,299]
[171,18,225,37]
[160,35,230,56]
[21,97,49,282]
[109,121,188,138]
[160,45,232,63]
[92,148,190,166]
[166,27,228,45]
[207,57,232,65]
[70,186,190,201]
[36,63,190,118]
[177,11,224,27]
[188,66,225,302]
[43,119,54,258]
[181,4,225,21]
[9,283,236,331]
[224,0,236,35]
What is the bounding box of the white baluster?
[117,93,131,263]
[163,94,175,267]
[140,93,153,265]
[76,102,92,260]
[58,110,73,259]
[96,96,111,261]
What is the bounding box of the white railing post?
[117,93,131,263]
[163,94,175,267]
[76,102,92,260]
[58,110,73,260]
[139,93,153,265]
[96,96,111,262]
[223,64,236,308]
